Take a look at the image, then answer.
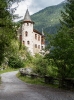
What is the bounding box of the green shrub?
[33,56,48,76]
[8,56,24,68]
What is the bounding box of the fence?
[19,69,74,90]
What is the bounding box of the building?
[17,9,45,55]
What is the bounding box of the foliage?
[0,67,18,74]
[46,27,74,77]
[32,54,48,76]
[7,40,33,68]
[45,0,74,87]
[8,56,24,68]
[0,0,17,65]
[0,0,26,66]
[60,0,74,28]
[17,72,45,85]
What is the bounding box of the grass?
[17,73,45,85]
[17,73,59,88]
[0,67,18,74]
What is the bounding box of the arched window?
[41,46,43,49]
[41,37,44,44]
[27,23,29,26]
[35,34,37,39]
[27,41,30,45]
[35,44,37,48]
[38,45,40,49]
[25,31,28,36]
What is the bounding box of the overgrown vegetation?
[17,72,58,88]
[17,72,44,85]
[0,67,17,74]
[0,0,74,90]
[45,0,74,88]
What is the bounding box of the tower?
[21,9,34,55]
[18,9,45,55]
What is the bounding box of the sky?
[12,0,65,21]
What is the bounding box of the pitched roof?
[33,29,42,35]
[24,9,32,21]
[22,9,34,24]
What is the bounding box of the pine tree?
[61,0,74,28]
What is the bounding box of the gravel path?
[0,71,74,100]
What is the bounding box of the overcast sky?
[12,0,65,21]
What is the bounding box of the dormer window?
[25,31,28,36]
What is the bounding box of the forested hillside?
[31,2,65,34]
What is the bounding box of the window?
[42,38,44,42]
[41,46,43,49]
[41,37,45,44]
[27,41,30,45]
[38,35,40,41]
[27,23,29,26]
[25,31,28,36]
[38,45,40,49]
[35,34,37,39]
[35,44,37,48]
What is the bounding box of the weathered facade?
[17,9,45,55]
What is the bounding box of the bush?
[8,56,24,68]
[33,56,48,76]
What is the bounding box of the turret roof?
[24,9,32,21]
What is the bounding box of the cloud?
[14,0,32,16]
[29,0,65,14]
[13,0,65,21]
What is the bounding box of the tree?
[0,0,13,65]
[45,0,74,87]
[45,27,74,87]
[0,0,24,65]
[32,54,49,76]
[61,0,74,28]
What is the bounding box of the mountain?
[31,2,65,34]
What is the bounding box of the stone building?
[17,9,45,55]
